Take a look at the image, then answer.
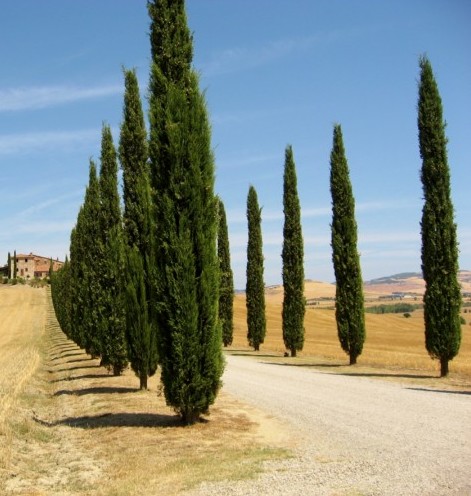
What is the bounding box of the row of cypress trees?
[244,56,461,376]
[52,0,230,423]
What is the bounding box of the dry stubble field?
[0,283,470,495]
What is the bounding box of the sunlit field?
[232,288,471,381]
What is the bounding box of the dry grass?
[232,293,471,390]
[0,286,288,495]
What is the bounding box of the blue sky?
[1,1,470,289]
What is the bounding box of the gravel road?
[190,354,471,496]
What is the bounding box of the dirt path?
[191,354,471,495]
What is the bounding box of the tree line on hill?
[51,0,462,429]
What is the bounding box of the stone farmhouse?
[11,253,64,280]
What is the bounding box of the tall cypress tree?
[148,0,223,423]
[282,146,305,357]
[70,161,102,355]
[418,55,461,377]
[97,125,127,376]
[218,198,234,347]
[13,250,17,280]
[119,68,158,389]
[330,124,365,365]
[246,185,266,351]
[7,252,11,280]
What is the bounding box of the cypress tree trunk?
[330,124,365,365]
[418,55,461,378]
[148,0,223,423]
[218,198,234,347]
[120,68,158,387]
[282,146,305,358]
[246,186,266,351]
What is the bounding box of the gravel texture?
[188,354,471,496]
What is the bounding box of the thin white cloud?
[201,25,380,77]
[0,129,99,155]
[0,84,122,112]
[17,190,83,218]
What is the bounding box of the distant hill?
[234,270,471,299]
[364,270,471,295]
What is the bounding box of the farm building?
[11,253,64,280]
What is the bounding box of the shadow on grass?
[34,412,182,428]
[54,386,138,396]
[49,364,100,373]
[50,373,111,383]
[407,387,471,396]
[50,351,86,361]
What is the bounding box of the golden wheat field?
[232,281,471,381]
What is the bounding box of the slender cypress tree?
[51,256,72,339]
[418,55,461,377]
[246,185,266,351]
[330,124,365,365]
[282,146,305,357]
[13,250,17,280]
[218,198,234,347]
[119,68,158,388]
[7,252,11,280]
[148,0,223,424]
[97,125,127,376]
[69,161,102,354]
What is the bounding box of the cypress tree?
[418,55,461,377]
[330,124,365,365]
[7,252,11,280]
[246,185,266,351]
[148,0,223,424]
[51,256,72,339]
[13,250,17,280]
[97,125,127,376]
[69,161,102,354]
[218,198,234,347]
[282,146,305,357]
[119,68,158,388]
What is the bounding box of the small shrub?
[460,316,466,325]
[404,313,411,318]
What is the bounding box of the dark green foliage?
[124,247,157,389]
[69,161,102,355]
[330,124,365,365]
[119,68,158,388]
[282,146,305,357]
[13,250,17,280]
[418,55,461,377]
[148,0,223,424]
[51,257,72,338]
[7,252,11,279]
[96,125,127,376]
[218,198,234,347]
[120,68,150,252]
[246,186,266,351]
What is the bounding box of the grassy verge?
[1,287,289,495]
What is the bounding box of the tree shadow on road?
[406,387,471,396]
